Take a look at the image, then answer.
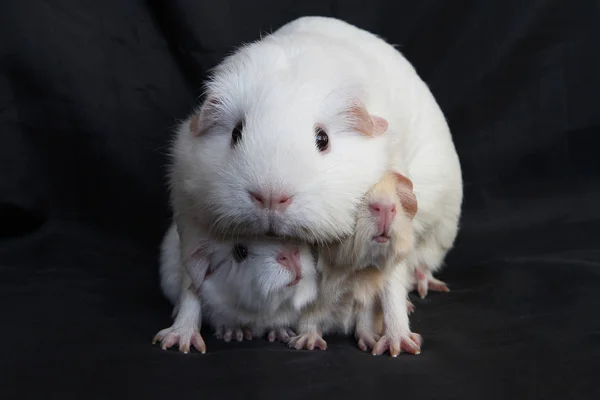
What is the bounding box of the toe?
[243,328,253,341]
[372,336,391,356]
[357,338,367,352]
[223,329,232,342]
[268,330,276,342]
[316,338,327,351]
[235,329,244,342]
[180,342,191,354]
[191,334,206,354]
[279,330,291,343]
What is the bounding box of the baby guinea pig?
[154,224,318,353]
[200,238,318,342]
[289,171,421,356]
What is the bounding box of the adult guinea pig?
[169,16,461,299]
[154,224,318,353]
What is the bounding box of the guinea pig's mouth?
[373,234,391,244]
[287,272,302,287]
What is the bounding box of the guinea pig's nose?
[369,202,397,234]
[276,246,301,270]
[276,247,302,286]
[249,191,292,211]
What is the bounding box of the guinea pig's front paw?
[355,330,381,352]
[372,331,422,357]
[288,331,327,351]
[152,326,206,354]
[215,326,253,342]
[267,328,296,343]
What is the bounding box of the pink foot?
[152,326,206,354]
[215,326,253,342]
[372,332,422,357]
[415,268,449,299]
[288,331,327,351]
[267,328,296,343]
[355,331,381,352]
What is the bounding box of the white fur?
[168,16,462,291]
[158,224,319,338]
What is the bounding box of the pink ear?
[190,97,220,137]
[392,172,418,220]
[345,103,389,136]
[371,115,388,135]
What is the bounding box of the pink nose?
[369,202,397,235]
[250,191,292,211]
[276,246,302,286]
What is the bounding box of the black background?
[1,1,600,399]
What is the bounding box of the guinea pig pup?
[288,171,421,357]
[153,224,318,353]
[167,15,461,303]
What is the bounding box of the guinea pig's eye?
[314,126,329,152]
[232,244,248,263]
[231,121,244,147]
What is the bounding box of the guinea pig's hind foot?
[267,328,296,343]
[216,326,253,342]
[372,332,422,357]
[355,331,381,352]
[152,326,206,354]
[288,331,327,351]
[415,267,450,299]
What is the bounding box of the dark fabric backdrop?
[1,0,599,399]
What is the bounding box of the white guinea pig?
[154,224,318,353]
[168,16,462,300]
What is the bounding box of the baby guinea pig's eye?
[314,126,329,152]
[232,244,248,263]
[231,121,244,147]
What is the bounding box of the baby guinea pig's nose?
[370,202,397,235]
[249,190,293,212]
[276,246,302,286]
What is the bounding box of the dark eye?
[314,126,329,152]
[232,244,248,263]
[231,121,243,146]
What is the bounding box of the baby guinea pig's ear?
[393,172,418,220]
[342,101,388,137]
[189,96,222,137]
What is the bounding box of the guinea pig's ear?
[346,102,388,136]
[184,247,212,290]
[189,97,221,137]
[392,172,418,220]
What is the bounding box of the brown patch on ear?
[346,103,388,136]
[393,172,418,219]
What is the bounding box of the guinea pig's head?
[171,42,389,244]
[333,171,417,269]
[220,240,317,308]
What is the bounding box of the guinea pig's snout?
[370,202,397,240]
[249,190,292,212]
[276,247,302,286]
